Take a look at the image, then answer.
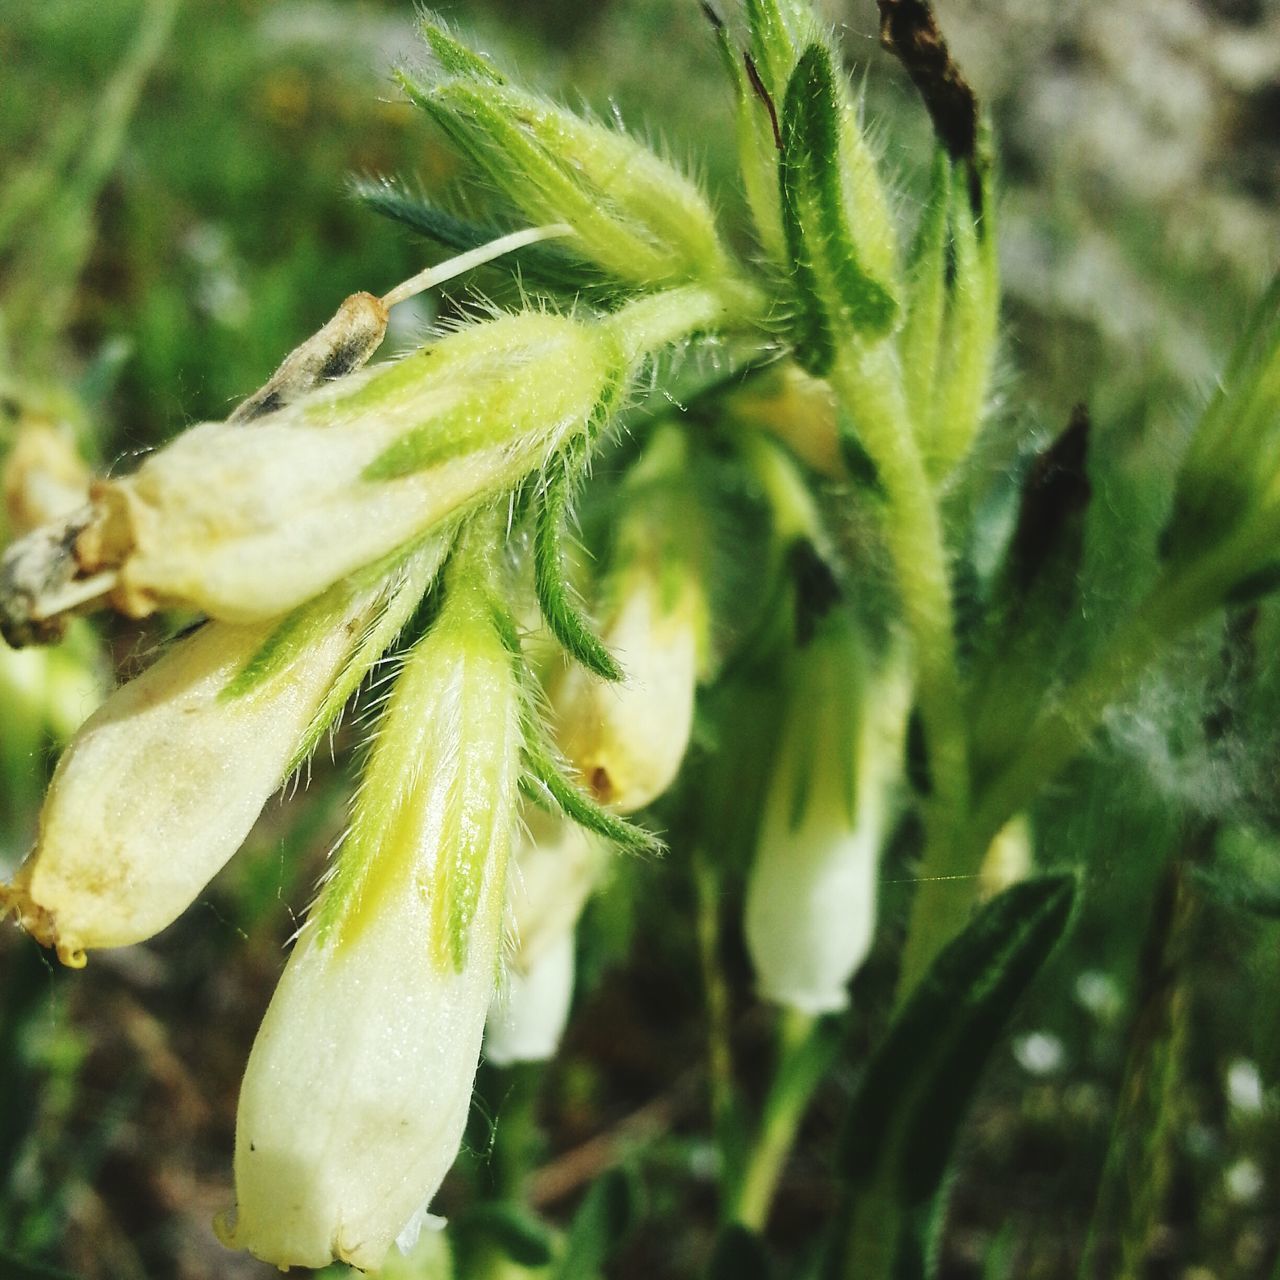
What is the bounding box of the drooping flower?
[745,620,910,1014]
[1,539,443,965]
[221,530,522,1272]
[485,804,607,1066]
[67,312,619,622]
[551,424,710,813]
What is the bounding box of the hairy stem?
[827,345,972,994]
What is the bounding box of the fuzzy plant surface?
[1,1,1279,1278]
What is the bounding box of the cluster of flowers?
[21,0,1280,1269]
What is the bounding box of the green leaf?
[553,1167,639,1280]
[966,409,1091,787]
[779,44,897,374]
[534,451,624,682]
[832,874,1077,1277]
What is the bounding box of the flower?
[221,535,522,1272]
[745,624,910,1014]
[485,805,607,1066]
[4,310,618,625]
[551,427,709,813]
[0,541,442,965]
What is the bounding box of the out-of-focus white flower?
[56,310,618,622]
[745,627,910,1014]
[485,806,607,1066]
[3,417,91,533]
[222,544,522,1273]
[979,813,1033,900]
[486,931,577,1068]
[0,542,441,966]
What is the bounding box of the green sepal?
[353,181,608,295]
[218,531,447,742]
[534,446,624,682]
[831,875,1076,1276]
[520,737,663,858]
[419,16,505,83]
[779,44,897,373]
[899,151,951,430]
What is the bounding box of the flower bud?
[892,147,1000,481]
[485,806,606,1066]
[551,427,709,813]
[58,311,618,622]
[0,543,441,966]
[708,0,823,263]
[402,30,733,290]
[223,550,521,1273]
[745,626,910,1014]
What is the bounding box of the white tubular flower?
[223,544,522,1273]
[551,424,709,813]
[0,541,442,966]
[65,311,618,621]
[485,806,607,1066]
[485,931,576,1068]
[553,576,701,813]
[745,627,910,1015]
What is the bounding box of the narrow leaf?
[521,742,662,858]
[779,44,897,374]
[534,455,624,682]
[829,876,1076,1279]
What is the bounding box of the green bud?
[923,145,999,480]
[402,29,733,290]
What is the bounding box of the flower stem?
[827,346,972,996]
[728,1010,833,1231]
[605,281,765,370]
